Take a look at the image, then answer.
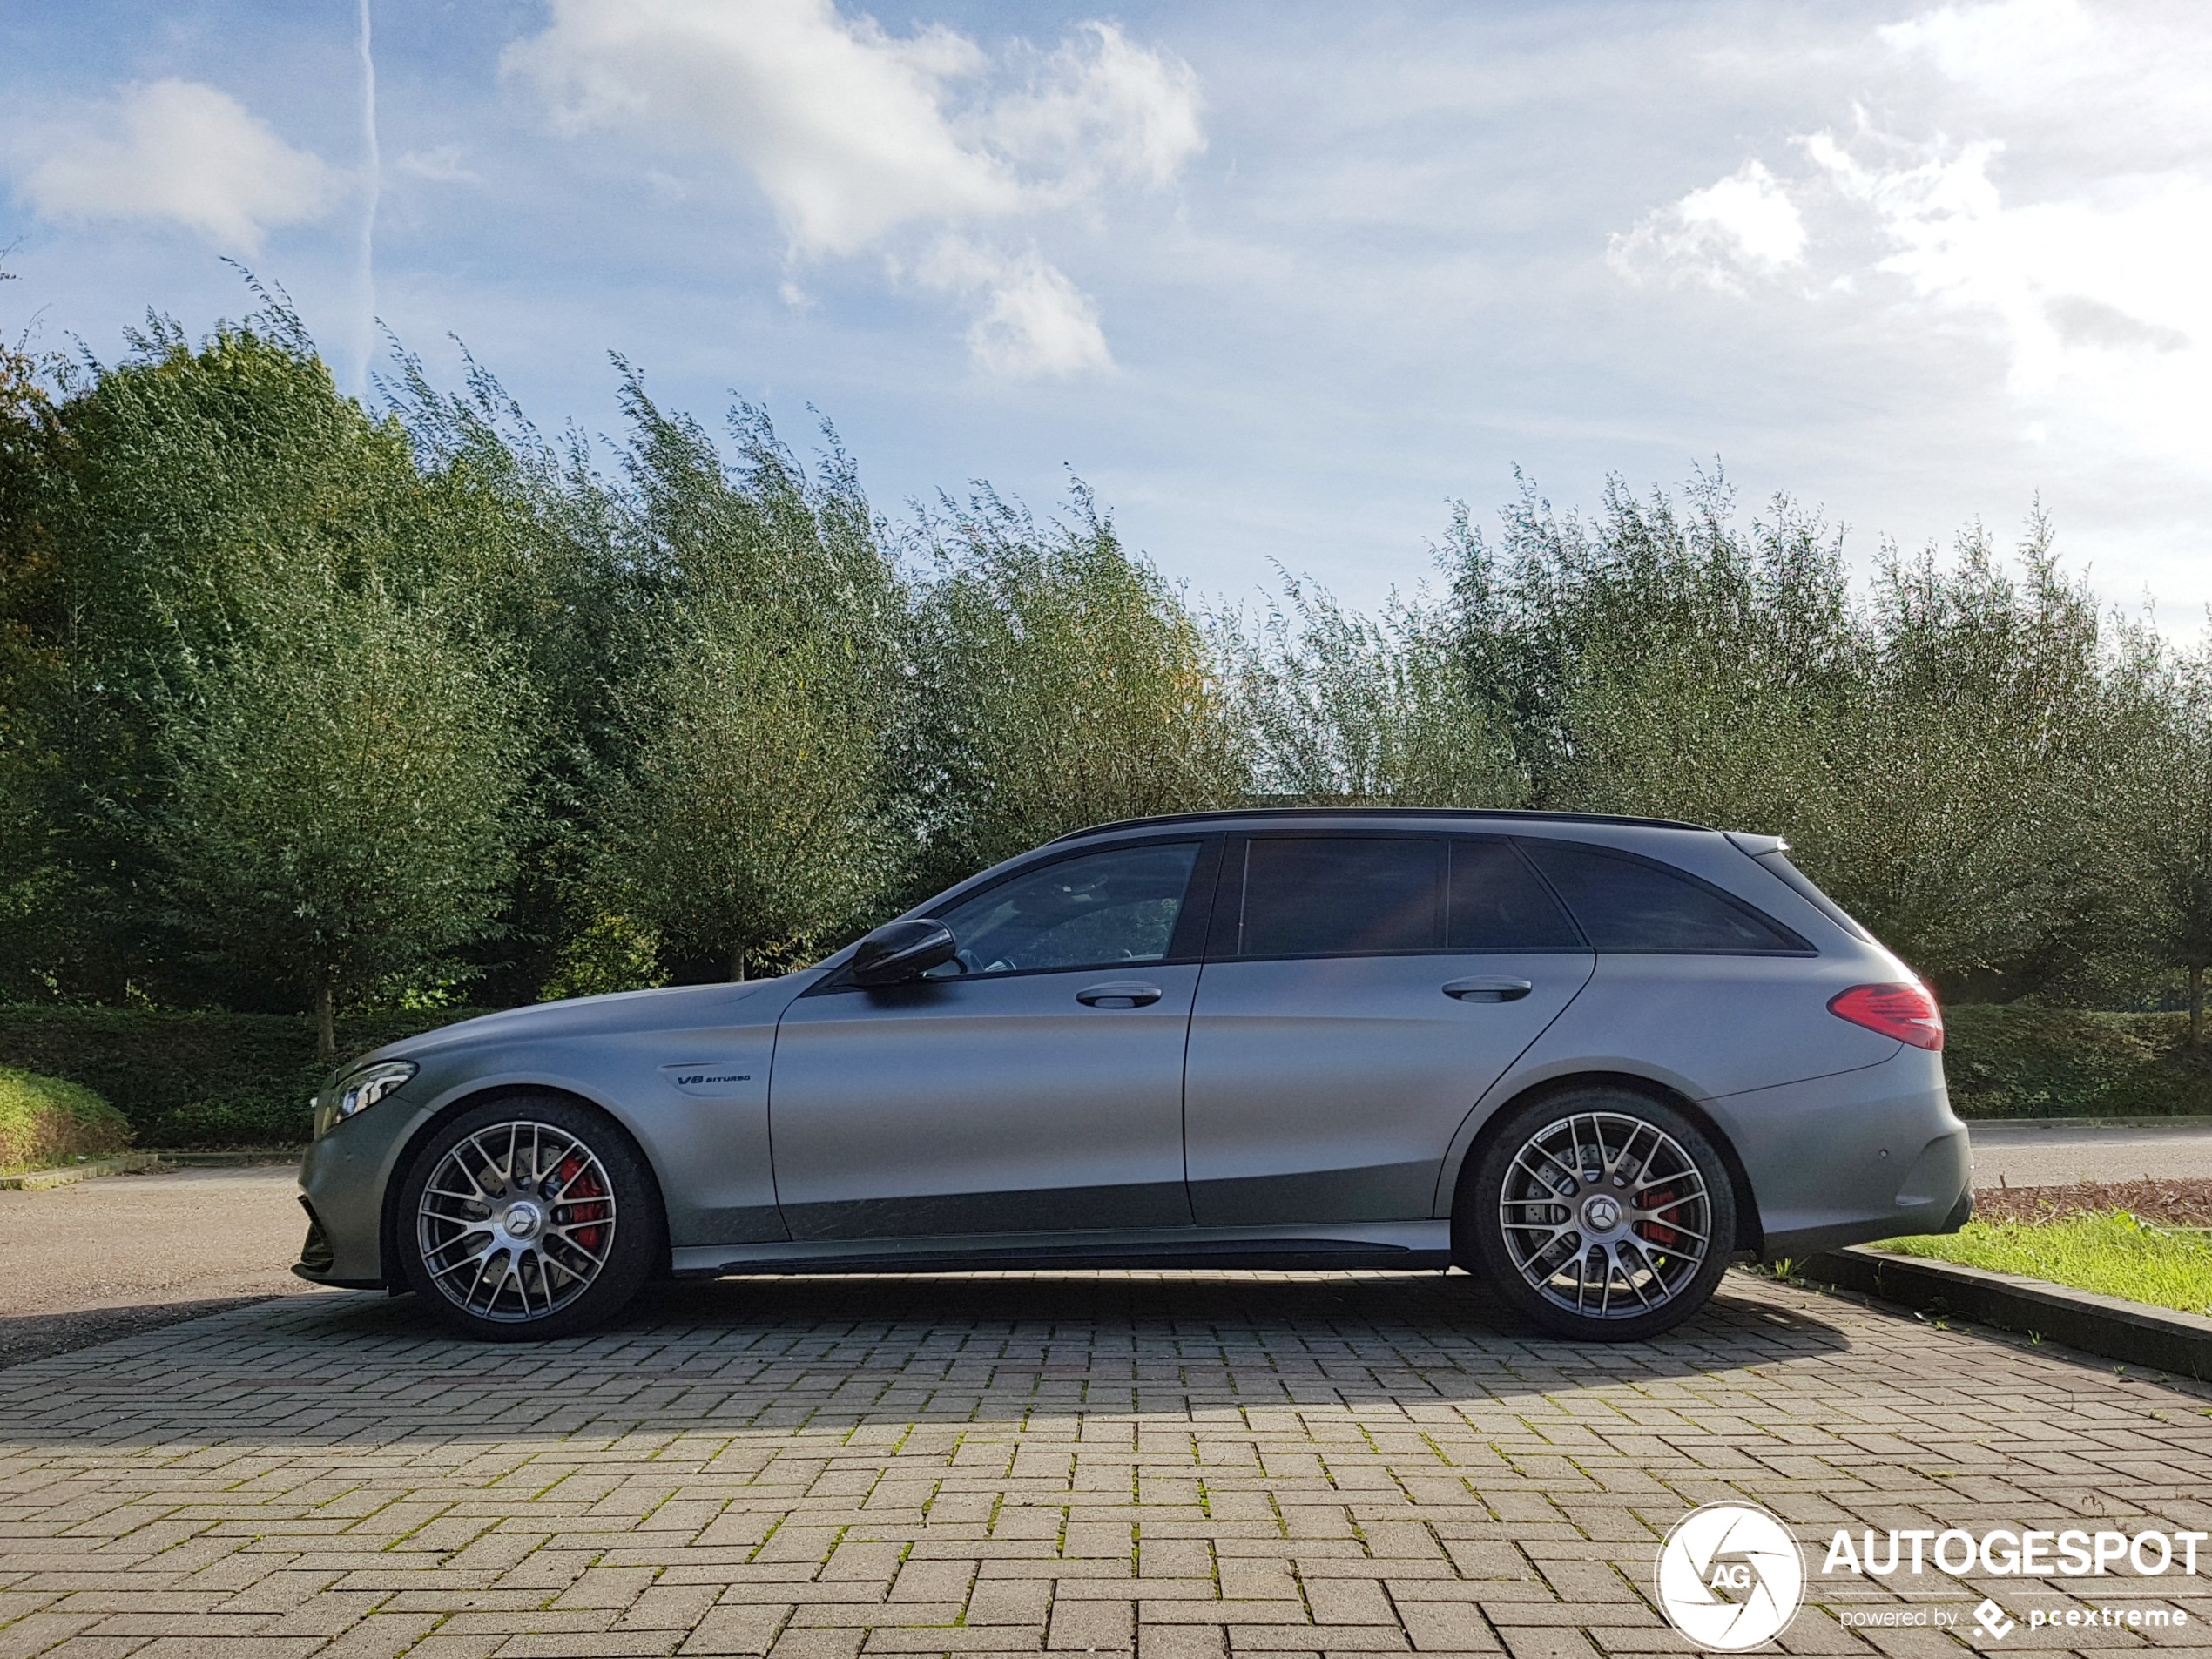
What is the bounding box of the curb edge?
[1799,1245,2212,1379]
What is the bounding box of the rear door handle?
[1443,976,1534,1002]
[1076,981,1163,1008]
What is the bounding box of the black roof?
[1048,806,1710,844]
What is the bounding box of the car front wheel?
[1460,1089,1736,1341]
[396,1096,661,1341]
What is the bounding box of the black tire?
[1457,1087,1737,1342]
[395,1094,663,1341]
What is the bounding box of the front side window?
[927,841,1201,976]
[1517,840,1804,953]
[1234,837,1443,957]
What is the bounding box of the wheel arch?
[1444,1070,1762,1260]
[377,1082,674,1291]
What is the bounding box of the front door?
[770,840,1214,1241]
[1183,833,1595,1226]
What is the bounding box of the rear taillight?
[1827,982,1944,1050]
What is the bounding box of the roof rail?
[1046,806,1711,843]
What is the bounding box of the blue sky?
[6,0,2210,626]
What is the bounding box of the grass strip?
[0,1067,134,1174]
[1885,1211,2212,1318]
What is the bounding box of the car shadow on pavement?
[0,1270,1863,1450]
[0,1295,274,1371]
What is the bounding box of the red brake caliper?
[1636,1189,1679,1250]
[552,1154,610,1254]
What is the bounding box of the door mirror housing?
[849,919,959,988]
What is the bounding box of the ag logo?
[1654,1502,1806,1651]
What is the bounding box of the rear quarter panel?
[1427,823,1919,1216]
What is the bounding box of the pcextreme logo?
[1653,1503,1806,1651]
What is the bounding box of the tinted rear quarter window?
[1518,840,1805,953]
[1238,837,1441,955]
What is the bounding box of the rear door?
[1182,833,1595,1226]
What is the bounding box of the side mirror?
[848,919,958,988]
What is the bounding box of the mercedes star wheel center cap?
[1581,1193,1624,1233]
[502,1201,543,1240]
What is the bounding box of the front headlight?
[334,1060,418,1122]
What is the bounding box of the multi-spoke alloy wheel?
[417,1121,617,1322]
[1461,1089,1736,1340]
[397,1096,660,1340]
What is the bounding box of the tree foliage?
[4,297,2211,1022]
[156,577,523,1056]
[902,486,1245,890]
[1221,574,1521,807]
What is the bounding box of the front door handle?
[1443,976,1534,1002]
[1076,981,1163,1008]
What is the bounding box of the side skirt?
[671,1220,1453,1279]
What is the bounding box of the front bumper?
[290,1194,384,1289]
[293,1089,435,1288]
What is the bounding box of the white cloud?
[986,23,1206,202]
[1609,0,2212,475]
[921,238,1112,377]
[506,0,1011,258]
[1797,123,2212,457]
[1608,160,1806,292]
[19,78,339,252]
[1878,0,2093,91]
[502,0,1200,374]
[395,145,480,185]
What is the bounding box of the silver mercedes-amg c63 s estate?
[295,808,1972,1342]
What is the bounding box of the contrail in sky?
[356,0,380,401]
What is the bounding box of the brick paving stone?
[4,1270,2212,1659]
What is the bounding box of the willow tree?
[157,578,523,1056]
[905,484,1247,891]
[598,385,904,981]
[0,314,73,997]
[1221,574,1522,807]
[2140,651,2212,1043]
[613,610,894,980]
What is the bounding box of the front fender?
[299,981,806,1285]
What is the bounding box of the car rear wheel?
[1460,1088,1736,1341]
[396,1096,661,1341]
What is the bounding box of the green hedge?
[0,1005,490,1148]
[0,1067,134,1172]
[1944,1006,2212,1118]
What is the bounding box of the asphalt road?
[1965,1118,2212,1186]
[0,1164,312,1367]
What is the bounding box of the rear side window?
[1518,840,1806,954]
[1236,837,1441,956]
[1447,840,1583,949]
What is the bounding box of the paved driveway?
[1,1270,2208,1659]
